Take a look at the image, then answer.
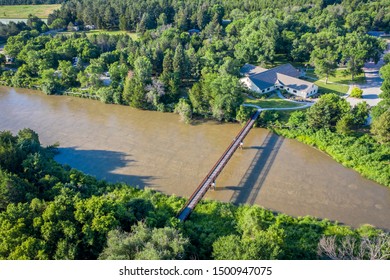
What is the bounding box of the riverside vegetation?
[0,0,390,259]
[0,129,389,260]
[0,1,389,187]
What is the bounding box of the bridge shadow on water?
[54,147,155,189]
[227,132,284,205]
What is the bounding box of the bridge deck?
[177,109,261,222]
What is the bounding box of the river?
[0,86,389,230]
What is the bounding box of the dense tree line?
[0,0,63,4]
[0,0,388,186]
[47,0,389,33]
[0,129,388,260]
[1,0,387,122]
[0,15,48,43]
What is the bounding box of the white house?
[240,63,318,98]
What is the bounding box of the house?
[72,57,79,67]
[240,63,318,98]
[85,25,96,30]
[5,55,14,64]
[188,28,200,36]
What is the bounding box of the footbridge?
[177,100,313,222]
[177,109,261,221]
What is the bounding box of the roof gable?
[245,63,314,92]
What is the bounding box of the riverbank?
[2,129,388,261]
[273,126,390,187]
[1,86,389,231]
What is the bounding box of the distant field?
[0,4,61,19]
[58,30,139,40]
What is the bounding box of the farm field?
[0,4,61,19]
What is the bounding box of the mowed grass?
[58,30,139,40]
[0,4,61,19]
[244,95,304,109]
[315,80,349,95]
[306,69,366,84]
[86,30,139,40]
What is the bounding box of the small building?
[85,25,96,30]
[188,28,200,36]
[72,57,79,67]
[240,63,318,98]
[5,55,14,64]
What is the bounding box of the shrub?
[350,87,363,98]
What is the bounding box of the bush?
[350,87,363,98]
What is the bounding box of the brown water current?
[1,86,389,230]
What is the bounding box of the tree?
[371,110,390,144]
[318,234,390,260]
[310,46,337,84]
[123,76,146,109]
[351,101,369,127]
[188,82,210,116]
[134,56,152,85]
[287,111,307,128]
[58,60,78,88]
[212,226,284,260]
[236,105,255,124]
[209,74,244,121]
[379,64,390,100]
[162,49,174,76]
[340,33,367,81]
[0,169,37,210]
[174,98,192,123]
[340,33,385,81]
[41,69,59,94]
[336,113,355,135]
[234,17,279,63]
[307,94,350,129]
[99,222,189,260]
[173,44,187,79]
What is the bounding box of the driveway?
[346,39,389,107]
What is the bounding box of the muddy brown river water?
[0,86,389,230]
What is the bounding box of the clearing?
[0,4,61,19]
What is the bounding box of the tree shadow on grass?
[226,131,284,205]
[55,147,155,189]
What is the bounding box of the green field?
[86,30,139,40]
[244,94,304,109]
[306,69,366,84]
[58,30,139,40]
[315,80,349,95]
[0,4,61,19]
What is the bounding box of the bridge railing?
[177,109,260,221]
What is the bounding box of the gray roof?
[240,63,267,76]
[245,63,314,93]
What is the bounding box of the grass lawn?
[86,30,139,40]
[315,80,349,95]
[306,69,366,84]
[0,4,61,19]
[244,94,304,109]
[58,30,139,40]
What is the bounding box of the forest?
[0,0,390,259]
[0,0,389,185]
[0,129,388,260]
